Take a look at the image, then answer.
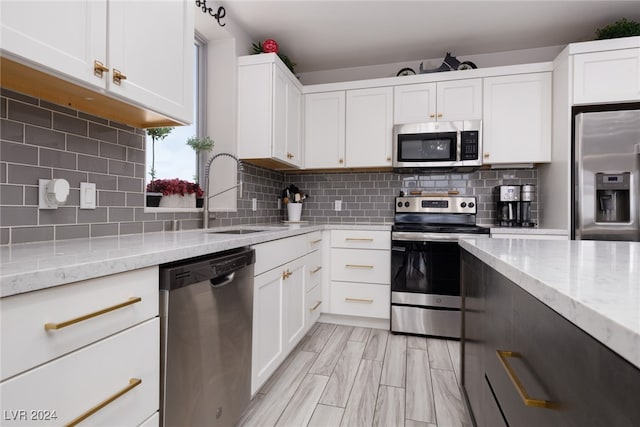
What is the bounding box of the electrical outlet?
[277,197,282,209]
[252,198,257,211]
[334,200,342,211]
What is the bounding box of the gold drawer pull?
[93,60,109,78]
[310,301,322,312]
[66,378,141,427]
[346,264,374,269]
[282,269,292,280]
[345,237,374,242]
[45,297,142,331]
[311,266,322,274]
[310,239,323,244]
[345,297,374,304]
[496,350,556,409]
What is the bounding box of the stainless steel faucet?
[203,152,243,229]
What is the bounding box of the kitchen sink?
[207,229,270,235]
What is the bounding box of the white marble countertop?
[0,223,391,298]
[459,238,640,369]
[489,227,568,236]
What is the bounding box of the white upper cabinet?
[345,87,394,167]
[237,54,303,168]
[304,91,346,169]
[482,72,552,164]
[394,79,482,124]
[573,48,640,105]
[0,0,194,125]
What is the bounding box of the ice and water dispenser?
[595,172,631,223]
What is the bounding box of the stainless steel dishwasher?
[159,247,255,427]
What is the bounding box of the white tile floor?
[238,322,473,427]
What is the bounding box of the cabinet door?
[283,258,306,350]
[108,0,193,123]
[252,268,283,394]
[238,63,273,160]
[483,73,551,164]
[346,87,394,167]
[437,79,482,121]
[273,68,289,163]
[0,0,107,90]
[394,82,437,124]
[304,91,346,168]
[285,75,303,167]
[573,48,640,104]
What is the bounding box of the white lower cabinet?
[0,267,160,426]
[0,319,159,427]
[328,230,390,320]
[251,232,323,394]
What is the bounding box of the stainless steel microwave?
[393,120,482,170]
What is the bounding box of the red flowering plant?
[146,179,203,198]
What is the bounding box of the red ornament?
[262,39,279,54]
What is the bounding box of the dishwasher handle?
[210,272,236,288]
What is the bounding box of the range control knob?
[460,202,467,208]
[397,202,403,208]
[468,202,475,208]
[404,201,410,208]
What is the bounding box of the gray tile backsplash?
[0,87,539,245]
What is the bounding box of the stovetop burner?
[393,195,488,234]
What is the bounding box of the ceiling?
[220,1,640,74]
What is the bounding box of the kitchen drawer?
[0,266,158,381]
[139,412,159,427]
[330,248,390,285]
[254,233,311,275]
[306,231,324,251]
[306,283,322,326]
[0,318,159,427]
[330,282,389,319]
[331,230,390,250]
[305,250,323,292]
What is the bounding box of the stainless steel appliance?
[391,195,490,338]
[574,108,640,241]
[159,247,255,427]
[496,185,520,227]
[520,184,536,227]
[393,120,482,170]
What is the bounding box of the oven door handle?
[391,232,486,242]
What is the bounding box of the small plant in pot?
[146,178,203,209]
[186,135,215,208]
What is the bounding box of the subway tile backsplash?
[0,87,539,245]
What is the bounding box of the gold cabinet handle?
[339,158,344,164]
[112,69,127,85]
[496,350,556,409]
[386,156,391,161]
[286,152,294,159]
[45,297,142,331]
[345,237,374,242]
[65,378,142,427]
[93,60,109,78]
[310,239,322,244]
[345,264,374,269]
[309,301,322,312]
[311,266,322,274]
[345,297,373,303]
[484,153,490,158]
[437,113,443,118]
[282,269,292,280]
[429,113,435,118]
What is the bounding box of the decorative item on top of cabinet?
[394,79,482,124]
[482,72,551,165]
[237,53,302,169]
[0,0,194,126]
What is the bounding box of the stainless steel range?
[390,195,489,338]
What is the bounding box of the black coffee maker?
[496,185,520,227]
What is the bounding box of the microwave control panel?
[460,131,479,160]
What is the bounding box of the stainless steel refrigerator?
[573,107,640,241]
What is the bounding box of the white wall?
[297,45,565,85]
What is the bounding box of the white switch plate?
[334,200,342,211]
[252,198,257,211]
[80,182,96,209]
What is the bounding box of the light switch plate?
[80,182,96,209]
[252,198,257,211]
[334,200,342,211]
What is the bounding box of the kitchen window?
[145,35,206,209]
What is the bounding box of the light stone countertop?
[0,223,391,298]
[489,227,569,236]
[459,238,640,369]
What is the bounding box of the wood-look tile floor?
[238,323,473,427]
